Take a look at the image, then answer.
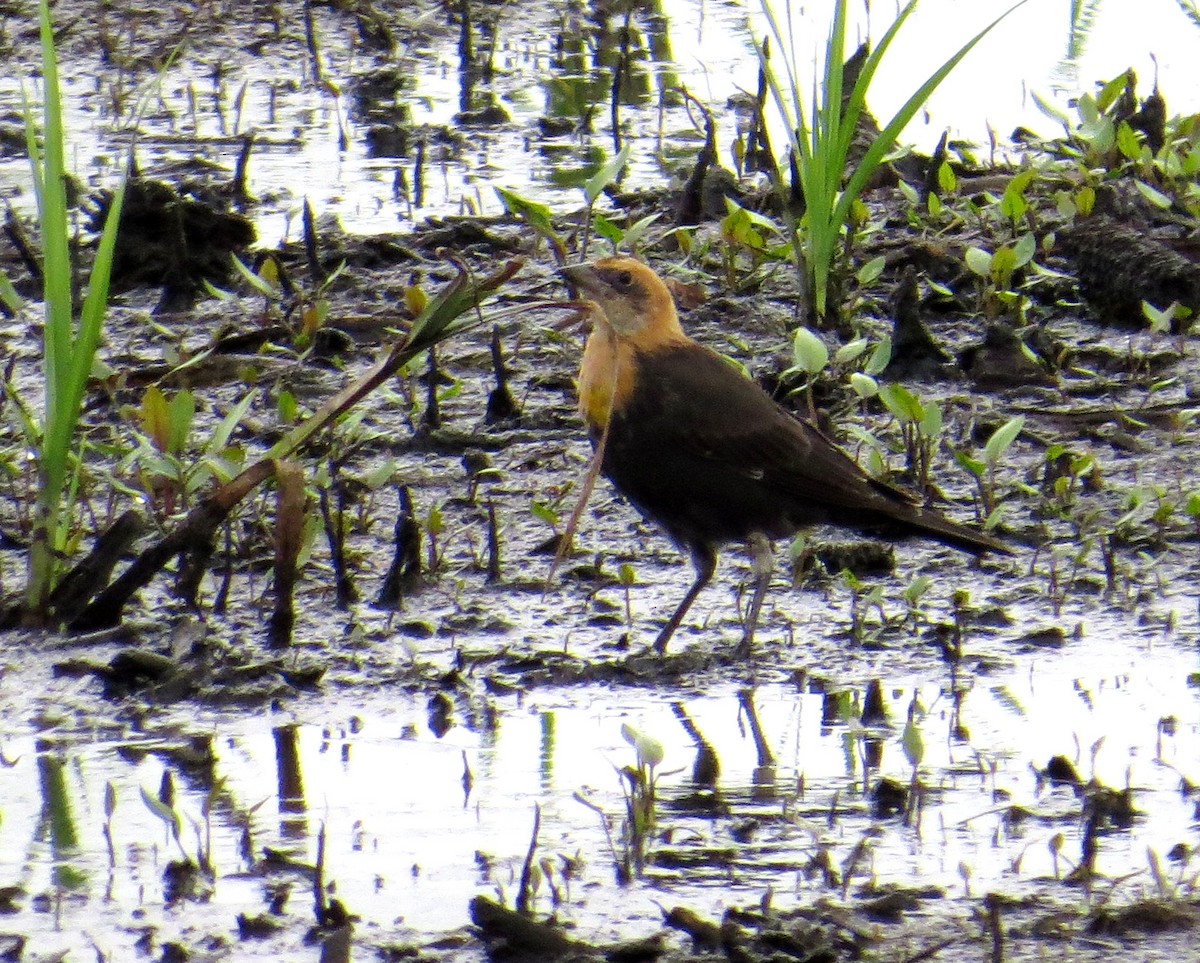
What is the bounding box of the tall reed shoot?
[20,0,127,619]
[758,0,1029,324]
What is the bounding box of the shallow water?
[4,619,1197,956]
[2,0,1200,240]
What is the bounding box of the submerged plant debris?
[1,2,1200,962]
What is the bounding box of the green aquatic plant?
[955,415,1025,527]
[18,0,127,619]
[877,383,943,494]
[757,0,1030,324]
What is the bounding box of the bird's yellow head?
[565,258,687,431]
[560,257,683,349]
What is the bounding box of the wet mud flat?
[2,1,1200,961]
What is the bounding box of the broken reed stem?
[609,7,633,153]
[313,821,327,922]
[303,0,323,84]
[414,138,426,208]
[233,131,255,206]
[515,803,541,916]
[303,198,323,286]
[486,499,501,583]
[213,519,233,615]
[269,460,306,648]
[317,470,359,610]
[376,483,421,607]
[423,346,442,431]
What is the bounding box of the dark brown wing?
[604,340,1007,555]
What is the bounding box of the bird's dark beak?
[559,263,602,299]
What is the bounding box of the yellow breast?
[577,326,637,432]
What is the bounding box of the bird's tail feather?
[895,507,1012,556]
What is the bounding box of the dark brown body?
[598,341,1004,557]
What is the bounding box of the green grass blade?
[37,0,71,445]
[837,1,920,166]
[0,272,22,313]
[819,1,847,199]
[18,85,45,205]
[63,176,126,437]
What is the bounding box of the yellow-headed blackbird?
[562,257,1011,656]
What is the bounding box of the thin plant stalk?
[22,0,127,616]
[758,0,1030,322]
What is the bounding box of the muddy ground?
[2,1,1200,961]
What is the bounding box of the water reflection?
[274,723,308,840]
[1,645,1198,949]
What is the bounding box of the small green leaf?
[863,337,892,376]
[953,450,985,479]
[140,386,170,453]
[834,337,868,366]
[621,212,660,248]
[1012,232,1037,269]
[964,247,993,278]
[276,390,298,424]
[903,574,933,605]
[207,390,257,454]
[791,328,829,376]
[139,785,181,840]
[531,501,558,528]
[720,206,763,251]
[363,457,397,490]
[620,723,664,769]
[591,212,624,246]
[902,717,924,767]
[1116,122,1141,161]
[0,271,23,313]
[1134,180,1172,210]
[1032,90,1071,128]
[878,383,924,424]
[231,255,279,298]
[937,160,957,194]
[849,372,879,399]
[425,503,443,535]
[984,415,1025,464]
[990,245,1017,285]
[855,256,886,285]
[584,143,630,204]
[919,399,942,437]
[722,196,782,233]
[496,186,555,232]
[1143,300,1179,334]
[166,389,195,456]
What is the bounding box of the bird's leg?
[735,532,773,658]
[653,544,717,655]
